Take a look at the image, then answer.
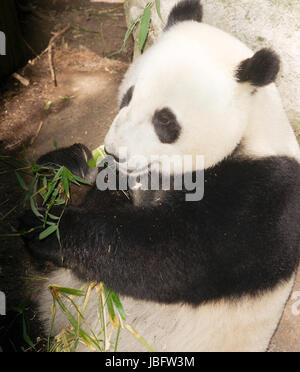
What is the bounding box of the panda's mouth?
[116,161,151,176]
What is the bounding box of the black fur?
[21,146,300,306]
[37,143,92,180]
[166,0,203,30]
[152,108,181,144]
[236,49,280,87]
[120,86,134,110]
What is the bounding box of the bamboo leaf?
[155,0,163,22]
[43,167,63,205]
[61,168,70,198]
[125,324,155,352]
[106,14,142,58]
[139,4,151,52]
[55,199,66,206]
[30,197,43,219]
[111,291,126,320]
[122,15,143,51]
[22,316,36,350]
[43,176,48,188]
[103,287,118,328]
[15,172,27,191]
[23,177,37,207]
[44,101,52,110]
[39,224,58,240]
[47,213,60,221]
[72,175,91,185]
[52,286,85,297]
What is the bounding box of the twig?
[48,42,57,87]
[86,5,123,16]
[30,121,44,145]
[47,25,71,87]
[22,37,39,57]
[71,24,101,35]
[29,24,70,66]
[12,73,30,87]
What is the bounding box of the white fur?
[38,269,295,352]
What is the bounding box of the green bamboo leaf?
[43,176,48,188]
[114,324,121,352]
[39,224,58,240]
[52,286,85,296]
[47,188,59,211]
[30,197,43,219]
[110,291,126,320]
[88,158,96,168]
[89,145,106,168]
[122,14,143,51]
[23,177,36,207]
[72,175,91,185]
[55,296,102,351]
[106,14,142,58]
[64,167,91,185]
[61,168,70,198]
[15,172,27,191]
[71,338,80,352]
[43,167,63,205]
[103,287,117,327]
[22,316,36,350]
[125,324,155,352]
[155,0,163,22]
[47,213,60,221]
[139,4,151,52]
[44,101,52,110]
[55,199,66,206]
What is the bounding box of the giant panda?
[21,0,300,352]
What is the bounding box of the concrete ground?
[0,0,299,352]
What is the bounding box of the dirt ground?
[0,0,131,352]
[0,0,299,352]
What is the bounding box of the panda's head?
[104,0,282,174]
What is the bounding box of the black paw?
[19,209,64,266]
[37,143,96,182]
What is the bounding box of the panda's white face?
[104,21,285,174]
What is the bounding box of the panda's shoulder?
[201,155,300,230]
[212,155,300,192]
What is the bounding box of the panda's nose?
[104,148,126,163]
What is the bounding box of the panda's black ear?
[166,0,203,30]
[236,49,280,87]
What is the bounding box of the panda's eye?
[158,113,171,125]
[154,108,175,126]
[152,108,181,144]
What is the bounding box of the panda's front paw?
[37,143,97,183]
[19,210,64,267]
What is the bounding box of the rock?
[124,0,300,131]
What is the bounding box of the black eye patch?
[152,108,181,144]
[120,86,134,110]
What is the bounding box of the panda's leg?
[38,272,294,352]
[37,143,98,184]
[115,277,295,352]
